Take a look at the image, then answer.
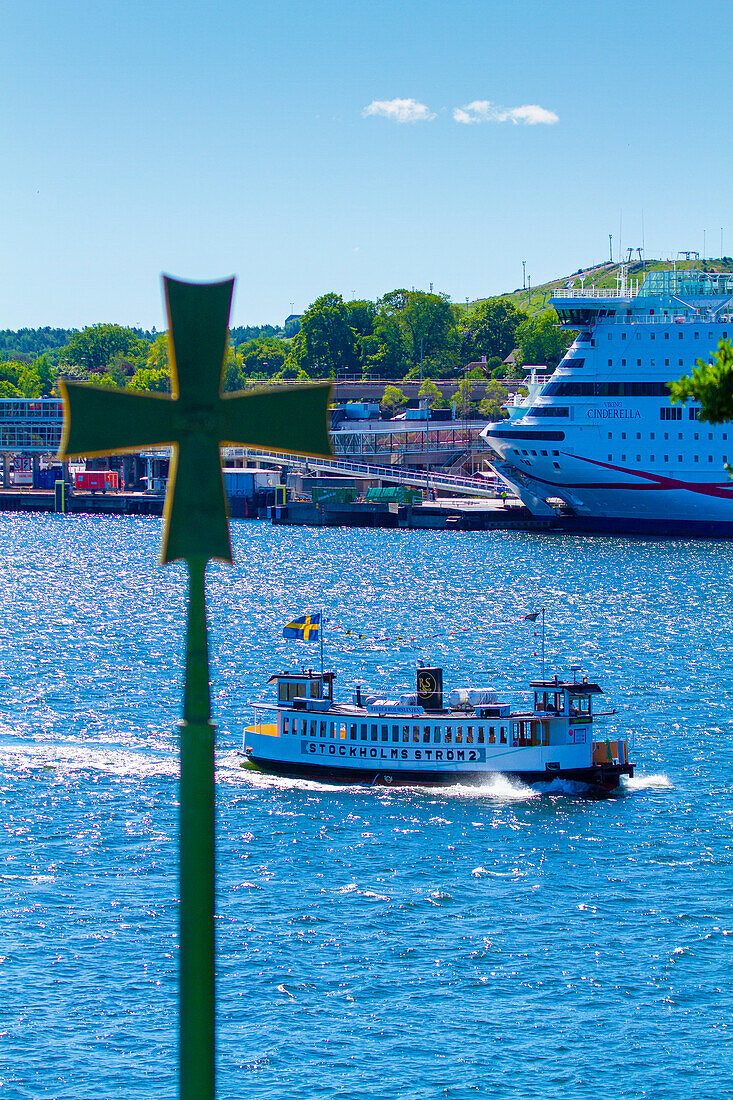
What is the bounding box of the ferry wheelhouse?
[483,265,733,535]
[240,665,633,791]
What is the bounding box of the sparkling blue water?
[1,514,732,1099]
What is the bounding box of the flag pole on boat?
[541,607,545,681]
[320,610,324,680]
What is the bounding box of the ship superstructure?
[483,266,733,534]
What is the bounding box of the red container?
[74,471,119,492]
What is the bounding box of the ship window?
[679,358,683,366]
[636,455,641,462]
[689,408,700,420]
[664,455,669,462]
[402,725,410,743]
[709,433,713,440]
[320,721,327,737]
[500,727,507,743]
[651,359,655,366]
[413,726,420,743]
[622,333,627,340]
[678,455,683,462]
[651,333,655,340]
[650,432,655,439]
[310,720,317,736]
[371,725,378,741]
[637,432,641,439]
[455,728,463,744]
[478,728,484,744]
[488,726,495,743]
[445,728,452,743]
[608,333,612,340]
[665,332,669,339]
[608,432,613,440]
[541,450,547,456]
[621,359,627,366]
[664,432,669,439]
[695,332,699,339]
[679,332,683,340]
[467,727,474,744]
[608,359,612,366]
[709,455,713,462]
[694,455,699,463]
[678,433,683,440]
[650,455,655,461]
[349,723,357,740]
[724,434,728,440]
[553,462,560,469]
[622,432,626,440]
[636,332,641,340]
[423,726,431,743]
[552,450,559,456]
[381,725,389,741]
[621,454,626,461]
[608,455,612,462]
[433,728,441,743]
[282,716,289,735]
[637,359,641,366]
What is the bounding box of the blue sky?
[2,0,732,329]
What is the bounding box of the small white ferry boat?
[240,664,633,792]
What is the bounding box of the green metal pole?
[179,555,215,1100]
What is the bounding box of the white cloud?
[453,100,558,126]
[362,98,436,123]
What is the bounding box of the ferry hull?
[243,753,633,792]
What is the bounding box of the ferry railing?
[550,286,640,299]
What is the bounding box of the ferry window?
[650,455,655,462]
[724,434,728,441]
[664,455,669,462]
[360,723,367,740]
[695,332,699,339]
[541,450,547,456]
[665,332,669,340]
[552,450,559,455]
[434,728,441,743]
[650,359,655,366]
[679,358,683,366]
[607,455,612,462]
[402,726,410,743]
[678,455,683,462]
[665,359,669,366]
[695,432,699,439]
[709,433,714,440]
[621,454,626,462]
[664,432,668,439]
[392,725,399,741]
[636,359,641,366]
[371,724,378,741]
[478,728,484,744]
[679,332,683,340]
[311,720,318,736]
[554,692,564,711]
[678,433,683,441]
[636,333,641,341]
[445,728,452,743]
[608,432,612,440]
[320,721,327,737]
[340,723,347,740]
[310,681,320,698]
[500,727,507,743]
[709,332,713,338]
[608,333,612,340]
[621,359,627,366]
[621,432,626,440]
[636,455,641,462]
[455,728,463,744]
[349,724,356,740]
[467,727,474,744]
[650,333,655,341]
[650,432,655,439]
[553,463,560,469]
[381,725,388,741]
[709,455,714,463]
[636,432,641,439]
[622,333,627,340]
[489,726,495,743]
[413,726,420,743]
[694,455,699,463]
[423,726,431,743]
[283,716,289,735]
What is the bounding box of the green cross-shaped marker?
[58,276,332,1099]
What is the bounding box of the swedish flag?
[283,612,321,642]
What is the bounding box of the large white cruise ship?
[483,265,733,535]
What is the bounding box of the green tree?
[345,299,377,373]
[381,384,406,415]
[129,366,171,393]
[455,376,474,418]
[61,323,149,374]
[515,309,571,371]
[287,293,358,377]
[418,379,444,408]
[400,291,459,377]
[239,336,287,379]
[371,291,409,378]
[461,297,527,365]
[478,382,509,421]
[670,338,733,422]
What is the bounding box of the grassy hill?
[468,257,733,319]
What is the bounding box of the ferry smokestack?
[417,667,443,711]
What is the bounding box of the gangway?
[223,448,499,498]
